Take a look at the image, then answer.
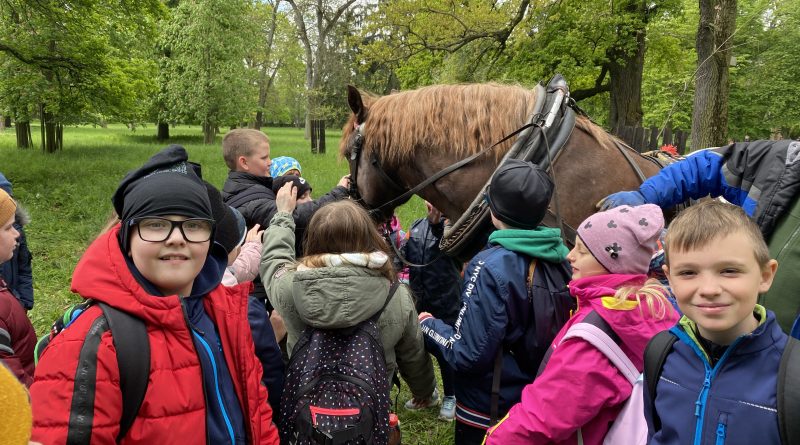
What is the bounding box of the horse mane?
[340,83,616,165]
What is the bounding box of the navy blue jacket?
[420,243,571,429]
[247,294,285,417]
[645,308,788,445]
[401,218,462,324]
[0,222,33,310]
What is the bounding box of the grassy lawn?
[0,124,450,443]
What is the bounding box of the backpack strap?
[778,337,800,445]
[562,313,638,384]
[643,330,677,434]
[97,303,150,443]
[0,327,12,355]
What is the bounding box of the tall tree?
[690,0,737,150]
[161,0,256,144]
[285,0,358,137]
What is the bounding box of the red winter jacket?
[0,278,35,386]
[30,226,280,444]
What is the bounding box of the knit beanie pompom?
[0,363,32,445]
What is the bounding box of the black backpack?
[644,331,800,444]
[35,300,150,444]
[280,282,399,445]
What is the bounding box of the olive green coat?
[259,212,436,399]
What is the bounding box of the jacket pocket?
[715,412,728,445]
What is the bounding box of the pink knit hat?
[577,204,664,275]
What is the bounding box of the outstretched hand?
[245,223,263,243]
[596,190,647,211]
[337,175,351,188]
[276,182,298,214]
[425,202,442,225]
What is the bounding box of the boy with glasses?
[31,146,280,444]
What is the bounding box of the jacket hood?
[568,274,679,362]
[291,264,391,329]
[71,225,232,326]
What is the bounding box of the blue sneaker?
[439,396,456,421]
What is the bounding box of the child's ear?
[662,264,670,277]
[758,259,779,293]
[237,155,248,171]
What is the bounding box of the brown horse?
[340,83,662,258]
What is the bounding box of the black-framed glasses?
[134,217,213,243]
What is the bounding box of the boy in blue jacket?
[418,160,573,445]
[646,200,787,444]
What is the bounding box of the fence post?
[676,130,688,154]
[663,124,673,147]
[649,127,659,150]
[633,126,644,152]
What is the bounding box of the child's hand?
[426,202,442,224]
[246,223,263,243]
[418,312,433,322]
[276,182,297,214]
[337,175,351,188]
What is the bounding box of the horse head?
[341,85,413,222]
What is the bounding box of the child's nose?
[164,226,187,245]
[697,275,722,297]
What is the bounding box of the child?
[484,203,679,445]
[0,173,34,310]
[31,146,280,444]
[419,160,573,445]
[401,202,462,421]
[270,155,302,177]
[0,188,35,386]
[260,184,437,411]
[645,200,786,444]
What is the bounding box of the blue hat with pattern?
[270,156,302,177]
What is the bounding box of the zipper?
[715,413,728,445]
[682,329,746,445]
[193,330,236,444]
[179,296,218,445]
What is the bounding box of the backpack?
[559,311,647,445]
[280,282,400,445]
[34,300,150,444]
[490,259,573,424]
[644,330,800,445]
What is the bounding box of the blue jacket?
[401,218,462,324]
[645,307,787,445]
[420,229,572,429]
[638,140,800,238]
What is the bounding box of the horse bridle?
[347,121,537,220]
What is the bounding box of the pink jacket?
[484,274,679,445]
[222,241,262,287]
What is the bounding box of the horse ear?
[347,85,368,123]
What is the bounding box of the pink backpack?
[561,319,648,445]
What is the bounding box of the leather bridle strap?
[367,122,537,216]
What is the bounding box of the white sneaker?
[438,396,456,421]
[404,388,440,410]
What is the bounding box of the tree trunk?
[15,122,31,149]
[157,121,170,141]
[41,109,59,153]
[254,111,264,130]
[202,121,216,144]
[608,28,646,129]
[691,0,737,151]
[0,116,5,132]
[3,116,11,128]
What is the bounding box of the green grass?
[0,123,449,443]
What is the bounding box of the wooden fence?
[612,124,689,154]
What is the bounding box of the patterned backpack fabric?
[280,282,400,445]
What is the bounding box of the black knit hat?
[271,175,312,197]
[487,160,553,229]
[113,145,213,250]
[205,181,244,254]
